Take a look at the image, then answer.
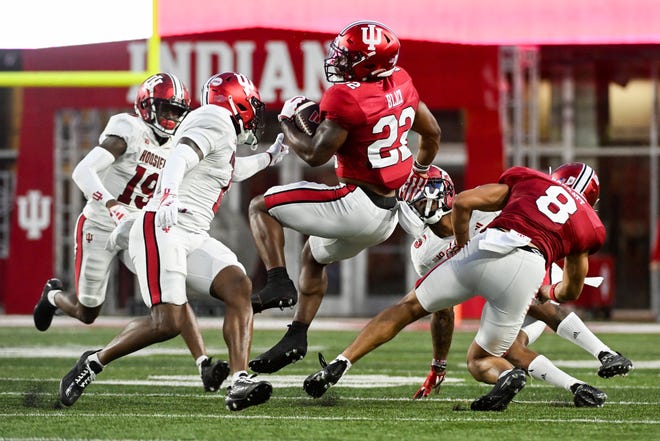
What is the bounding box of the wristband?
[431,358,447,371]
[548,283,559,302]
[413,160,430,173]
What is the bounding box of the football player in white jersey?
[33,73,235,392]
[394,166,629,406]
[57,72,287,412]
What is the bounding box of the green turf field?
[1,319,658,441]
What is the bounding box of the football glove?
[108,203,129,226]
[156,189,187,230]
[412,361,447,399]
[267,133,289,166]
[105,219,134,252]
[398,166,428,203]
[278,96,307,121]
[446,241,463,259]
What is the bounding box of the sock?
[287,321,310,335]
[231,370,248,384]
[87,352,104,374]
[527,355,577,391]
[335,354,352,372]
[556,312,611,358]
[266,267,289,281]
[47,289,61,307]
[196,355,209,374]
[498,369,513,380]
[521,319,547,346]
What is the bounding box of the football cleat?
[303,353,348,398]
[33,278,63,332]
[59,350,103,407]
[249,325,307,373]
[251,277,297,314]
[225,374,272,411]
[571,383,607,407]
[597,351,633,378]
[200,358,230,392]
[470,368,526,411]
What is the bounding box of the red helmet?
[201,72,265,146]
[551,162,600,206]
[324,20,400,83]
[134,72,191,138]
[409,165,455,224]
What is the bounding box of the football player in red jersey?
[403,166,628,405]
[303,162,609,411]
[247,20,441,374]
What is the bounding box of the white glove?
[156,190,186,230]
[105,219,134,252]
[267,133,289,166]
[278,96,307,121]
[108,203,129,226]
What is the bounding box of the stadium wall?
[2,29,501,315]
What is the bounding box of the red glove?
[412,360,447,399]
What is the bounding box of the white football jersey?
[147,105,238,233]
[82,113,170,230]
[410,210,498,276]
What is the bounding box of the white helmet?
[408,165,455,224]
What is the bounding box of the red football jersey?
[320,67,420,190]
[488,166,606,266]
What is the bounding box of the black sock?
[266,267,289,281]
[287,321,309,335]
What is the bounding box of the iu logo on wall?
[17,190,52,240]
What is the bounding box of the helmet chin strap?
[424,206,452,225]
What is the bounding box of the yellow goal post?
[0,0,159,87]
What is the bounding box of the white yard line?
[2,314,660,333]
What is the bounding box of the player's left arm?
[398,101,441,202]
[411,101,441,166]
[537,252,588,303]
[280,118,346,167]
[451,183,510,245]
[233,133,289,182]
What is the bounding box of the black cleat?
[598,351,633,378]
[225,374,272,411]
[251,277,297,314]
[59,350,103,407]
[571,383,607,407]
[470,368,526,411]
[249,325,307,373]
[303,353,348,398]
[33,278,63,332]
[200,358,230,392]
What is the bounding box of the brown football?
[293,99,322,136]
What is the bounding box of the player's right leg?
[194,241,272,411]
[34,215,112,330]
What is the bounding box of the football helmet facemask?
[135,72,191,138]
[324,20,400,83]
[409,165,455,224]
[550,162,600,207]
[201,72,265,147]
